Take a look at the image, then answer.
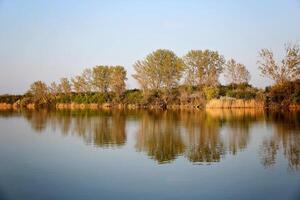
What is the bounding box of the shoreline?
[1,100,299,111]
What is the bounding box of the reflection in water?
[180,111,224,163]
[135,111,185,164]
[208,109,264,155]
[135,109,265,164]
[260,112,300,170]
[0,109,299,169]
[22,110,127,147]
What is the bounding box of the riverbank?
[1,100,300,111]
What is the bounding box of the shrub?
[124,89,143,104]
[268,80,300,106]
[203,86,220,100]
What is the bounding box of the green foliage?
[92,65,111,93]
[218,83,259,100]
[19,96,32,107]
[268,80,300,106]
[4,47,299,109]
[71,94,85,104]
[133,49,184,91]
[28,81,50,106]
[57,94,71,103]
[203,86,220,100]
[96,93,112,104]
[183,50,225,87]
[0,95,23,104]
[292,91,300,103]
[124,89,143,104]
[109,66,127,101]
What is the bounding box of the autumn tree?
[183,50,225,87]
[92,65,111,93]
[71,75,86,94]
[224,58,251,84]
[82,68,93,93]
[133,49,184,92]
[28,81,49,105]
[49,81,61,100]
[109,66,127,101]
[59,77,72,99]
[258,43,300,85]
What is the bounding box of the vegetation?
[0,43,299,109]
[258,43,300,85]
[224,59,251,85]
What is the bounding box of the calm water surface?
[0,109,299,200]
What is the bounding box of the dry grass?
[206,98,264,109]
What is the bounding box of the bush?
[203,86,219,100]
[124,89,143,104]
[219,83,259,100]
[268,80,300,106]
[0,95,23,104]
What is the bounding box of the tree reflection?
[2,108,299,169]
[260,111,300,170]
[92,110,126,147]
[23,109,50,133]
[22,109,126,147]
[135,110,185,164]
[207,109,264,155]
[180,111,224,163]
[135,109,263,164]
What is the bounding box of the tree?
[82,68,93,93]
[71,75,86,94]
[224,58,251,84]
[183,50,225,87]
[109,66,127,101]
[59,78,71,95]
[258,43,300,85]
[92,65,111,93]
[203,86,219,100]
[133,49,184,91]
[28,81,49,105]
[49,81,61,99]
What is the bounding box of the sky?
[0,0,300,94]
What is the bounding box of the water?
[0,109,299,200]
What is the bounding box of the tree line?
[1,42,299,108]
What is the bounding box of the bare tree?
[224,58,251,84]
[71,76,86,94]
[59,78,72,95]
[49,81,61,97]
[258,43,300,85]
[82,68,93,92]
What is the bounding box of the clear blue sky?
[0,0,300,94]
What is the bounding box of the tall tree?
[59,78,72,95]
[224,58,251,84]
[109,66,127,101]
[28,81,49,105]
[258,43,300,85]
[71,75,86,94]
[183,50,225,87]
[49,81,60,97]
[82,68,93,93]
[133,49,184,91]
[92,65,111,93]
